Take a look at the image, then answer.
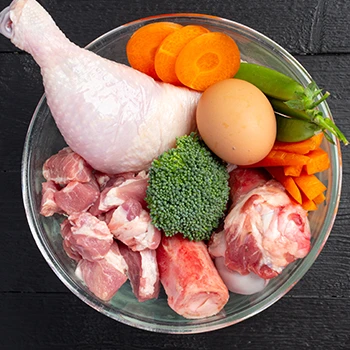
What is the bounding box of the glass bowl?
[21,13,342,333]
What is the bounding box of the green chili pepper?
[234,62,348,145]
[276,113,321,142]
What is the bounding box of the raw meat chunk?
[106,199,161,251]
[64,212,113,261]
[214,168,311,280]
[60,219,82,262]
[119,243,160,302]
[40,180,61,217]
[43,147,93,185]
[157,235,229,319]
[54,179,100,215]
[75,242,128,301]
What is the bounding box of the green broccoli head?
[145,132,230,241]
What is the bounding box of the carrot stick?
[154,25,209,85]
[266,167,302,204]
[294,174,327,200]
[126,22,182,79]
[313,192,326,205]
[175,32,241,91]
[246,150,310,167]
[273,133,324,155]
[304,147,330,175]
[301,193,318,211]
[284,164,303,177]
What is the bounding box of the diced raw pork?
[119,243,160,302]
[40,180,61,217]
[0,0,200,174]
[96,171,149,213]
[75,242,128,301]
[54,179,100,215]
[64,212,113,261]
[157,235,229,319]
[42,147,93,185]
[106,199,161,251]
[212,168,311,280]
[60,219,82,262]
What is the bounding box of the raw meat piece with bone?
[209,168,311,292]
[0,0,200,174]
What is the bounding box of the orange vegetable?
[301,193,318,211]
[246,150,310,167]
[126,22,182,79]
[313,192,326,204]
[175,32,241,91]
[273,133,324,155]
[304,147,330,175]
[266,167,302,204]
[284,164,303,177]
[154,25,209,85]
[294,174,327,200]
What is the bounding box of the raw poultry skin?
[3,0,200,174]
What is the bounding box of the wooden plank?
[0,0,350,54]
[0,292,349,349]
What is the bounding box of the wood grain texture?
[0,0,349,349]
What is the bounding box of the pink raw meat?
[65,212,113,261]
[54,179,100,215]
[212,168,311,280]
[60,219,82,262]
[157,235,229,319]
[119,243,160,302]
[1,0,200,174]
[96,171,149,213]
[106,199,161,251]
[43,147,93,185]
[40,180,62,217]
[75,242,128,301]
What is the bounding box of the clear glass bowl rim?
[21,13,342,334]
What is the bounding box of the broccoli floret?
[145,132,230,241]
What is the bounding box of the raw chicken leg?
[0,0,200,173]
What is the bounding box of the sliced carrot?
[304,147,330,175]
[175,32,241,91]
[126,22,182,79]
[294,174,327,200]
[301,193,318,211]
[273,133,324,155]
[246,150,310,167]
[284,164,303,177]
[266,167,302,204]
[154,25,209,85]
[313,192,326,205]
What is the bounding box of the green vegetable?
[276,113,321,142]
[234,62,348,145]
[146,132,229,241]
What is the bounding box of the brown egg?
[196,78,276,165]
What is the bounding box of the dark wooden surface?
[1,0,349,349]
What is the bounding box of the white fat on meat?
[214,257,269,295]
[42,147,93,185]
[40,180,62,217]
[63,212,113,261]
[5,0,200,174]
[75,242,128,301]
[96,171,149,213]
[119,243,160,302]
[106,199,161,251]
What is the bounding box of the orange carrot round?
[154,25,209,85]
[126,22,183,80]
[175,32,241,91]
